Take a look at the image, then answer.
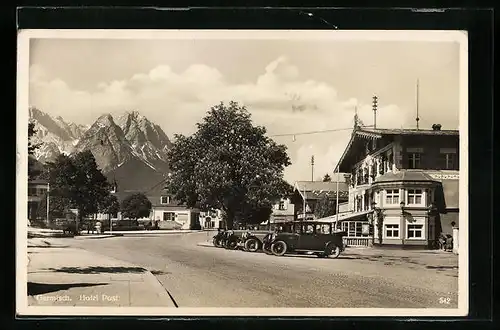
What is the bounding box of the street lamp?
[369,200,380,244]
[427,202,438,247]
[46,181,50,227]
[400,201,406,247]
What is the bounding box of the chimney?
[432,124,442,131]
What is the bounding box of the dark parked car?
[264,221,346,258]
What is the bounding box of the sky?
[27,32,462,184]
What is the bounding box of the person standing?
[95,221,102,234]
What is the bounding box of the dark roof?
[373,170,437,183]
[112,190,143,203]
[425,171,460,209]
[295,181,349,199]
[358,128,459,137]
[336,126,459,172]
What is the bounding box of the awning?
[315,210,372,222]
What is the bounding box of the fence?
[343,237,371,247]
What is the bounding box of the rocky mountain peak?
[30,108,172,189]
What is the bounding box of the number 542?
[439,297,451,304]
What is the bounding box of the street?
[56,231,459,308]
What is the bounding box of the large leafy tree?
[100,193,120,220]
[314,195,337,219]
[120,193,152,220]
[166,101,292,229]
[40,151,112,232]
[28,121,43,180]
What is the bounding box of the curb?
[73,234,122,239]
[143,272,178,308]
[105,230,201,235]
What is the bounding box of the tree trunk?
[225,209,235,230]
[76,211,82,236]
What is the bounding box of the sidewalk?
[27,239,176,307]
[103,229,200,235]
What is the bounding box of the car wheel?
[245,238,260,252]
[270,241,287,256]
[213,237,221,247]
[326,244,341,259]
[227,240,238,250]
[263,243,272,254]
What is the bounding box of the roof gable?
[336,127,460,173]
[294,180,349,200]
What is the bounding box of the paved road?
[63,232,458,308]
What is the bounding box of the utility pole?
[311,155,315,182]
[335,166,339,229]
[372,95,378,129]
[416,79,420,130]
[303,185,306,222]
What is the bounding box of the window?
[278,200,286,210]
[385,224,399,238]
[160,196,170,204]
[408,153,421,169]
[342,221,368,237]
[28,187,37,196]
[407,224,424,239]
[407,189,423,205]
[163,212,175,221]
[385,189,400,205]
[439,153,456,170]
[303,224,314,234]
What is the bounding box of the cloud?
[29,57,409,184]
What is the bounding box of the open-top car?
[239,229,273,252]
[241,223,294,252]
[263,221,346,258]
[212,229,248,250]
[212,229,226,248]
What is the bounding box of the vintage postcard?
[17,29,468,317]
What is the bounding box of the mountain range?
[29,107,173,192]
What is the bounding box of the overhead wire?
[268,127,353,137]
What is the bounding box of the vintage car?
[241,223,294,252]
[239,230,272,252]
[212,229,246,249]
[212,229,227,247]
[264,221,346,258]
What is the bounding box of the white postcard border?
[16,29,469,317]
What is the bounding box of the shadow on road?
[150,270,171,275]
[28,282,107,295]
[28,233,73,239]
[27,245,70,248]
[46,266,148,274]
[425,265,458,270]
